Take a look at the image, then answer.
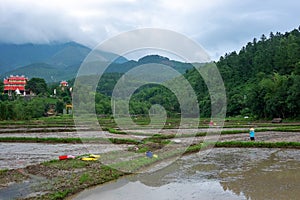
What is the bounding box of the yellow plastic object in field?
[81,157,98,161]
[89,154,100,158]
[80,154,101,161]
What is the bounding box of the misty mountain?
[1,63,73,82]
[0,41,195,82]
[0,41,128,74]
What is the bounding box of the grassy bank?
[0,137,140,145]
[117,126,300,138]
[215,141,300,148]
[184,141,300,154]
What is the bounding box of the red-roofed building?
[60,81,68,91]
[4,75,28,96]
[60,81,68,87]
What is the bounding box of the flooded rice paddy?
[0,143,128,169]
[72,148,300,200]
[0,123,300,199]
[0,128,300,170]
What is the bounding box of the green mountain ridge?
[0,41,128,76]
[1,54,195,82]
[1,63,73,82]
[207,28,300,118]
[0,42,84,73]
[120,27,300,118]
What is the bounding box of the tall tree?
[26,78,48,95]
[0,80,3,92]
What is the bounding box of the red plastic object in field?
[59,155,68,160]
[59,155,75,160]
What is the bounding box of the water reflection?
[73,179,244,200]
[72,148,300,200]
[219,150,300,200]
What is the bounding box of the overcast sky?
[1,0,299,60]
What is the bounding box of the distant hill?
[137,55,195,73]
[1,51,195,82]
[104,55,194,74]
[1,63,73,82]
[0,41,128,75]
[0,42,196,82]
[0,42,84,73]
[46,42,91,67]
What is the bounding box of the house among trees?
[60,81,68,87]
[60,80,68,91]
[3,75,28,96]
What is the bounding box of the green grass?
[108,149,184,172]
[109,156,159,172]
[106,127,127,135]
[1,115,300,132]
[0,124,75,129]
[0,128,77,134]
[215,141,300,148]
[273,126,300,132]
[0,137,82,143]
[108,138,140,145]
[0,137,141,145]
[183,141,300,154]
[0,169,9,174]
[79,173,92,184]
[38,163,126,199]
[49,189,72,200]
[43,158,91,169]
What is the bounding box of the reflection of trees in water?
[128,161,182,187]
[101,149,299,199]
[220,151,300,200]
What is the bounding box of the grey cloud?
[0,0,299,60]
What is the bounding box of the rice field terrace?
[0,116,300,199]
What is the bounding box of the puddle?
[72,148,300,200]
[0,172,46,200]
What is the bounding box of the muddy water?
[0,143,129,169]
[0,131,146,139]
[72,148,300,200]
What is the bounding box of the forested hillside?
[129,28,300,119]
[217,28,300,118]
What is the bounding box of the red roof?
[60,81,68,86]
[4,76,28,81]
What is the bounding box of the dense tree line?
[26,78,48,95]
[110,27,300,119]
[0,98,50,120]
[92,27,300,119]
[218,28,300,118]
